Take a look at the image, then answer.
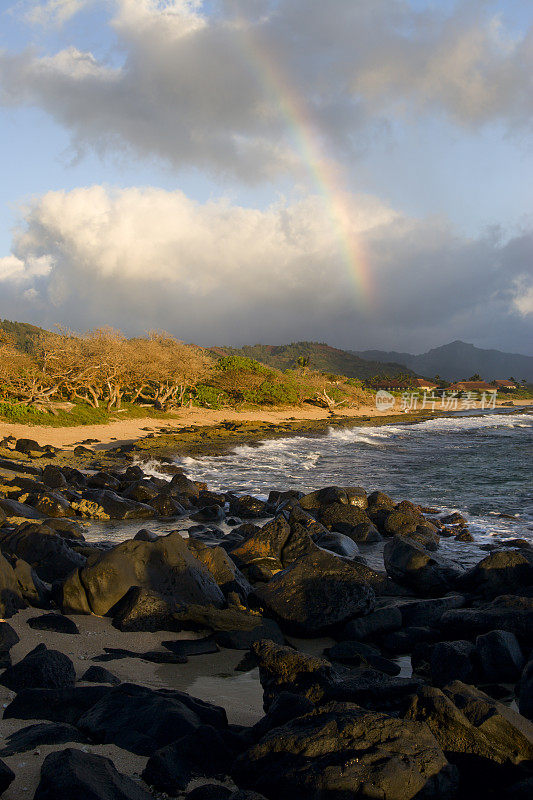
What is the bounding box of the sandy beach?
[1,399,530,451]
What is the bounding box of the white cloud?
[0,253,53,282]
[0,185,530,350]
[0,254,25,281]
[24,0,92,28]
[2,0,531,181]
[512,277,533,316]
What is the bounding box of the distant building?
[493,379,517,390]
[412,378,439,391]
[448,381,496,392]
[375,378,438,391]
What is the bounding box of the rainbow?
[230,10,374,305]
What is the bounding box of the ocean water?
[176,410,533,548]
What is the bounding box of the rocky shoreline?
[0,434,532,799]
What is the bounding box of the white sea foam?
[170,410,532,545]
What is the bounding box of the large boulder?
[251,641,333,711]
[60,532,225,616]
[429,640,478,687]
[405,683,533,793]
[252,549,376,636]
[142,725,238,794]
[315,530,361,558]
[3,686,111,725]
[0,523,86,582]
[228,495,268,519]
[251,640,421,715]
[15,438,45,455]
[443,681,533,764]
[71,489,156,520]
[28,491,76,519]
[233,702,458,800]
[111,587,183,632]
[187,540,251,599]
[11,557,50,607]
[383,536,454,597]
[0,643,75,691]
[0,551,25,617]
[0,722,89,756]
[34,748,153,800]
[439,595,533,645]
[457,550,533,598]
[299,486,368,512]
[77,682,227,755]
[42,465,67,489]
[476,630,524,682]
[341,605,402,641]
[229,515,315,572]
[0,497,46,520]
[383,505,427,536]
[399,595,466,627]
[318,503,381,542]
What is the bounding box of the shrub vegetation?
[0,326,369,421]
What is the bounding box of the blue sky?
[0,0,531,353]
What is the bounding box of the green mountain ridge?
[353,340,533,383]
[209,342,415,380]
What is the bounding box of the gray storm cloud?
[0,185,530,352]
[2,0,532,180]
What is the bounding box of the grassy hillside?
[210,342,414,380]
[0,319,48,353]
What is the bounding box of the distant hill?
[0,319,48,353]
[210,342,415,380]
[353,341,533,382]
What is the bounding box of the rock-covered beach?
[0,432,532,800]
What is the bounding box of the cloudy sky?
[0,0,531,354]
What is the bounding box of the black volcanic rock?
[27,614,80,634]
[34,748,153,800]
[252,549,376,636]
[0,523,86,583]
[439,595,533,645]
[430,640,478,687]
[3,686,111,725]
[142,725,237,794]
[0,722,89,756]
[0,759,14,796]
[232,702,458,800]
[81,665,121,685]
[77,682,227,755]
[476,630,524,682]
[456,550,533,598]
[0,644,75,692]
[60,531,225,616]
[383,536,455,597]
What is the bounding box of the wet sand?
[0,607,271,798]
